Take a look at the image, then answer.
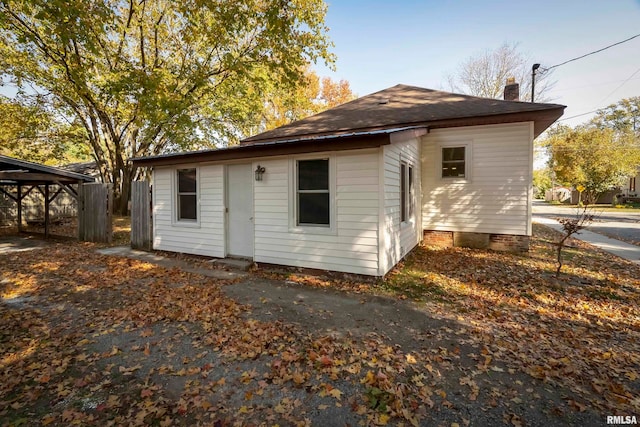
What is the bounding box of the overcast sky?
[313,0,640,128]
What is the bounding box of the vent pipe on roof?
[503,77,520,101]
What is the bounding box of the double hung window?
[441,147,466,178]
[401,162,414,223]
[296,159,330,226]
[177,168,197,221]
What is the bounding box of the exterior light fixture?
[254,165,266,181]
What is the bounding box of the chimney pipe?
[503,77,520,101]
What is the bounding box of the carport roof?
[0,155,96,186]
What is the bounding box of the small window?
[401,162,414,223]
[297,159,329,226]
[442,147,466,178]
[177,168,197,221]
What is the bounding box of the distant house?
[133,83,565,276]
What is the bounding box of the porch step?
[211,257,253,271]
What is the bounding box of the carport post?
[17,183,22,233]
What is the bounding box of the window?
[401,163,407,222]
[297,159,329,226]
[408,166,414,217]
[442,146,466,178]
[401,162,414,223]
[177,168,197,221]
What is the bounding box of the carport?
[0,155,95,237]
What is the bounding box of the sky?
[313,0,640,128]
[2,0,638,130]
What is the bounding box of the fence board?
[78,183,112,243]
[131,181,152,250]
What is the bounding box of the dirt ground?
[1,229,638,426]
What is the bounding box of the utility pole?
[531,63,540,102]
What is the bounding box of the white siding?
[152,165,225,257]
[253,151,380,276]
[380,138,422,276]
[421,122,533,235]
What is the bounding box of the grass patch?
[382,262,452,303]
[544,202,640,211]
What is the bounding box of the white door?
[227,164,254,257]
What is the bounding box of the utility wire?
[558,110,600,122]
[545,33,640,71]
[597,65,640,105]
[558,65,640,122]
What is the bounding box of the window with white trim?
[441,146,466,178]
[297,159,330,226]
[177,168,197,221]
[400,162,414,223]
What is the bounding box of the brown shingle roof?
[133,84,565,167]
[242,84,564,143]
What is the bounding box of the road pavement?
[532,200,640,245]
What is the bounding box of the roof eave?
[427,107,566,138]
[0,155,95,182]
[242,106,566,145]
[132,107,565,168]
[132,132,392,168]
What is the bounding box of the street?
[532,200,640,245]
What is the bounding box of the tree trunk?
[555,234,571,278]
[583,190,599,205]
[112,163,133,216]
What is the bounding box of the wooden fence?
[131,181,152,250]
[78,183,113,243]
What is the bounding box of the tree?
[591,96,640,133]
[543,124,640,204]
[446,42,554,102]
[0,0,333,213]
[244,68,356,133]
[319,75,357,109]
[532,168,552,199]
[555,206,594,277]
[0,95,90,164]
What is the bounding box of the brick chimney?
[503,77,520,101]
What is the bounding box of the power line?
[557,65,640,122]
[550,77,640,93]
[545,33,640,71]
[597,65,640,105]
[557,110,600,122]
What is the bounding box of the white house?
[132,84,565,276]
